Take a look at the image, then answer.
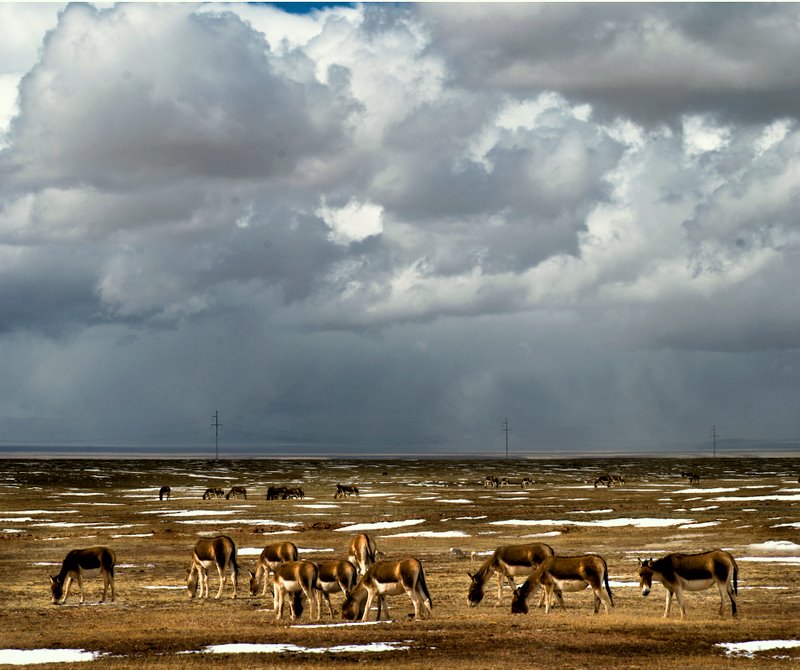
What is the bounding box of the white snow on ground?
[0,648,101,664]
[678,521,720,529]
[335,519,425,532]
[191,642,409,654]
[711,494,800,502]
[177,519,299,526]
[738,556,800,564]
[675,488,739,494]
[435,499,473,504]
[747,541,800,552]
[717,640,800,657]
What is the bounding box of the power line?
[211,411,222,460]
[710,425,717,458]
[501,418,511,460]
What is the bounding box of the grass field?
[1,456,799,668]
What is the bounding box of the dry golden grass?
[1,456,799,668]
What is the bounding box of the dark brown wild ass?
[638,549,738,619]
[187,535,238,599]
[50,546,116,605]
[335,484,359,498]
[225,486,247,500]
[159,486,171,501]
[202,487,224,499]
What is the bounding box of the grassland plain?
[1,457,799,669]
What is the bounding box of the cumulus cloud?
[1,3,800,452]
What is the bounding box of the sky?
[1,2,800,457]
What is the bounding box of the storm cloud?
[1,3,799,455]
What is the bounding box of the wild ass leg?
[361,588,377,622]
[273,582,284,620]
[75,574,85,604]
[727,579,738,617]
[663,589,673,618]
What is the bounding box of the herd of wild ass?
[50,473,748,623]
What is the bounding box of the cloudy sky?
[1,2,800,457]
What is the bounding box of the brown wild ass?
[511,554,614,615]
[335,484,359,498]
[283,487,305,499]
[159,486,171,501]
[202,487,224,499]
[248,541,299,596]
[468,543,555,607]
[315,559,358,616]
[187,535,238,599]
[347,532,378,575]
[266,486,288,500]
[50,546,116,605]
[272,560,320,621]
[681,472,700,484]
[225,486,247,500]
[638,549,738,619]
[341,558,432,621]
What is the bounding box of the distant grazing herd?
[48,471,758,623]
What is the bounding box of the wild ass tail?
[604,566,614,606]
[732,558,738,596]
[418,561,433,609]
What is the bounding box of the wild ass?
[272,560,320,622]
[225,486,247,500]
[681,472,700,484]
[202,487,224,499]
[511,554,614,615]
[248,541,299,596]
[315,559,358,616]
[266,486,288,500]
[335,484,359,498]
[638,549,738,619]
[341,558,432,621]
[159,486,171,501]
[467,543,555,607]
[187,535,238,599]
[50,546,116,605]
[347,532,378,575]
[283,487,305,499]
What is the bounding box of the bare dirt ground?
[1,456,799,669]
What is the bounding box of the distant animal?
[342,558,432,621]
[315,559,358,617]
[521,477,534,488]
[266,486,288,500]
[483,475,499,488]
[248,541,299,597]
[638,549,738,619]
[187,535,238,599]
[283,487,305,499]
[202,487,224,500]
[511,554,614,615]
[347,532,378,576]
[50,546,116,605]
[681,472,700,484]
[159,486,171,501]
[594,475,613,488]
[450,548,468,559]
[468,543,555,607]
[610,474,625,486]
[335,483,359,498]
[225,486,247,500]
[272,560,320,622]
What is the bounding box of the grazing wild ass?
[283,487,305,499]
[594,474,624,488]
[638,549,738,619]
[225,486,247,500]
[335,484,359,498]
[681,471,700,484]
[159,486,171,501]
[202,487,224,499]
[341,558,432,621]
[272,560,320,621]
[50,546,116,605]
[468,543,555,607]
[266,486,288,500]
[347,532,378,575]
[511,554,614,615]
[248,541,299,596]
[187,535,238,599]
[315,559,358,616]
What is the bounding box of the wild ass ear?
[50,575,57,583]
[637,558,643,566]
[248,570,255,578]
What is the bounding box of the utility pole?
[710,425,717,458]
[211,411,222,460]
[501,418,511,460]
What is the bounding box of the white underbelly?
[280,579,304,592]
[317,579,339,592]
[375,581,405,596]
[504,565,534,578]
[552,578,589,593]
[678,577,716,592]
[79,567,102,579]
[198,560,216,571]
